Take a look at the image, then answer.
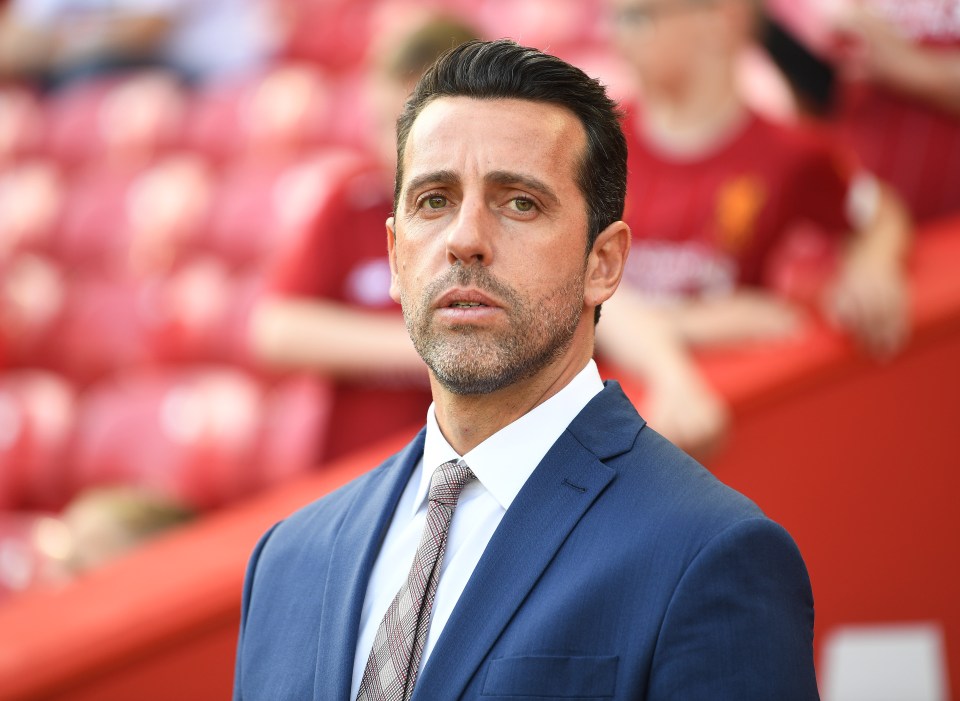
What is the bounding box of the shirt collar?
[415,359,604,516]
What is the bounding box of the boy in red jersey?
[248,16,479,462]
[599,0,910,456]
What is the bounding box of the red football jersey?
[834,0,960,223]
[623,109,855,300]
[266,166,431,463]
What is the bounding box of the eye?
[423,194,447,210]
[510,197,536,213]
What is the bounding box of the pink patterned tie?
[356,460,476,701]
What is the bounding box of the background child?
[599,0,910,456]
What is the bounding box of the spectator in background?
[248,15,480,464]
[598,0,911,456]
[0,0,276,90]
[825,0,960,223]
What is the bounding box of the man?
[234,40,819,700]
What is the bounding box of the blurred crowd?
[0,0,956,597]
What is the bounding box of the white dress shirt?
[349,360,604,698]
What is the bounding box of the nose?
[445,197,494,267]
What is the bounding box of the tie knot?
[428,460,475,507]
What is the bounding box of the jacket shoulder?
[265,449,405,551]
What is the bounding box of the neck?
[641,62,747,157]
[431,331,595,456]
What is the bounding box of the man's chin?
[427,357,513,396]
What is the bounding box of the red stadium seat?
[49,273,155,383]
[0,257,197,381]
[50,164,143,271]
[48,154,217,275]
[202,148,369,268]
[0,254,67,370]
[0,160,65,264]
[123,154,215,274]
[42,72,186,169]
[470,0,605,51]
[71,368,331,509]
[276,0,381,71]
[145,257,262,367]
[253,375,333,489]
[0,86,44,165]
[0,371,77,510]
[323,68,377,153]
[182,64,335,162]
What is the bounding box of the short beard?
[401,264,585,395]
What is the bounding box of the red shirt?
[266,164,430,463]
[834,0,960,223]
[623,110,855,300]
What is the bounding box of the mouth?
[435,288,501,311]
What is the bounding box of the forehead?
[400,96,587,193]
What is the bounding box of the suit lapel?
[413,382,644,698]
[312,430,426,700]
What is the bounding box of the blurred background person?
[247,13,481,464]
[0,0,277,91]
[767,0,960,224]
[597,0,911,457]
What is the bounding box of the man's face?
[388,96,593,395]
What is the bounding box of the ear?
[584,220,630,310]
[386,216,402,304]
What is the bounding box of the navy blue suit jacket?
[234,382,819,700]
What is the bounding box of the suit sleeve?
[233,521,281,701]
[647,517,820,700]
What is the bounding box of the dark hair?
[394,40,627,323]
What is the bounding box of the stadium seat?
[0,160,64,263]
[0,86,44,165]
[70,368,331,510]
[124,154,215,274]
[48,272,155,383]
[202,148,369,268]
[0,254,67,370]
[321,68,376,153]
[276,0,381,71]
[42,72,186,168]
[50,164,144,271]
[146,257,262,367]
[0,371,77,511]
[470,0,606,51]
[3,157,211,275]
[182,64,335,162]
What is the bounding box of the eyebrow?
[401,169,561,208]
[403,170,460,203]
[486,170,560,207]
